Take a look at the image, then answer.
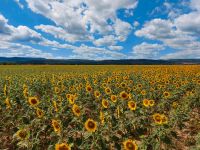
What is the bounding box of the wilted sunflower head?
[120,91,128,100]
[28,97,39,107]
[128,101,137,111]
[123,139,138,150]
[84,119,97,132]
[55,143,71,150]
[72,104,81,117]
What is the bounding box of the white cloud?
[14,0,24,9]
[93,35,116,46]
[132,42,165,59]
[108,45,123,51]
[27,0,136,44]
[0,41,53,58]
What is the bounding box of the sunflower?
[16,129,28,140]
[120,82,127,88]
[54,87,60,94]
[128,101,137,111]
[52,119,61,134]
[36,108,44,118]
[53,100,58,112]
[111,95,117,103]
[84,119,97,132]
[86,85,92,92]
[105,87,112,95]
[28,97,39,107]
[100,111,105,125]
[141,90,146,96]
[55,143,71,150]
[66,94,71,100]
[94,90,101,98]
[161,115,168,124]
[163,91,170,98]
[5,97,11,109]
[123,139,138,150]
[149,100,155,107]
[102,99,109,108]
[153,113,162,124]
[72,104,81,117]
[143,99,149,107]
[120,91,128,100]
[197,80,200,85]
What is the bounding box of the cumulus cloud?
[132,42,165,59]
[27,0,136,44]
[135,0,200,59]
[0,41,53,58]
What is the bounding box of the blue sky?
[0,0,200,59]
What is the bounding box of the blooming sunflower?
[143,99,149,107]
[149,100,155,107]
[5,97,11,109]
[28,97,39,107]
[111,95,117,103]
[123,139,138,150]
[55,143,71,150]
[105,87,112,95]
[84,119,97,132]
[52,119,61,134]
[86,85,92,92]
[16,129,28,140]
[161,115,168,124]
[72,104,81,117]
[94,90,101,98]
[128,101,137,111]
[153,113,162,124]
[102,99,109,108]
[120,91,128,100]
[36,108,44,118]
[163,91,170,98]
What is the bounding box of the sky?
[0,0,200,60]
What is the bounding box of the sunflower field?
[0,65,200,150]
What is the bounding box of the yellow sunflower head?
[120,91,128,100]
[36,108,44,118]
[161,115,168,124]
[123,139,138,150]
[72,104,81,117]
[111,95,117,103]
[55,143,71,150]
[105,87,112,95]
[143,99,149,107]
[28,97,39,107]
[52,119,61,134]
[102,99,109,108]
[149,100,155,107]
[84,119,97,132]
[16,129,28,140]
[153,113,162,124]
[86,85,92,92]
[128,101,137,111]
[94,90,101,98]
[163,91,170,98]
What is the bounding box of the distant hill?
[0,57,200,65]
